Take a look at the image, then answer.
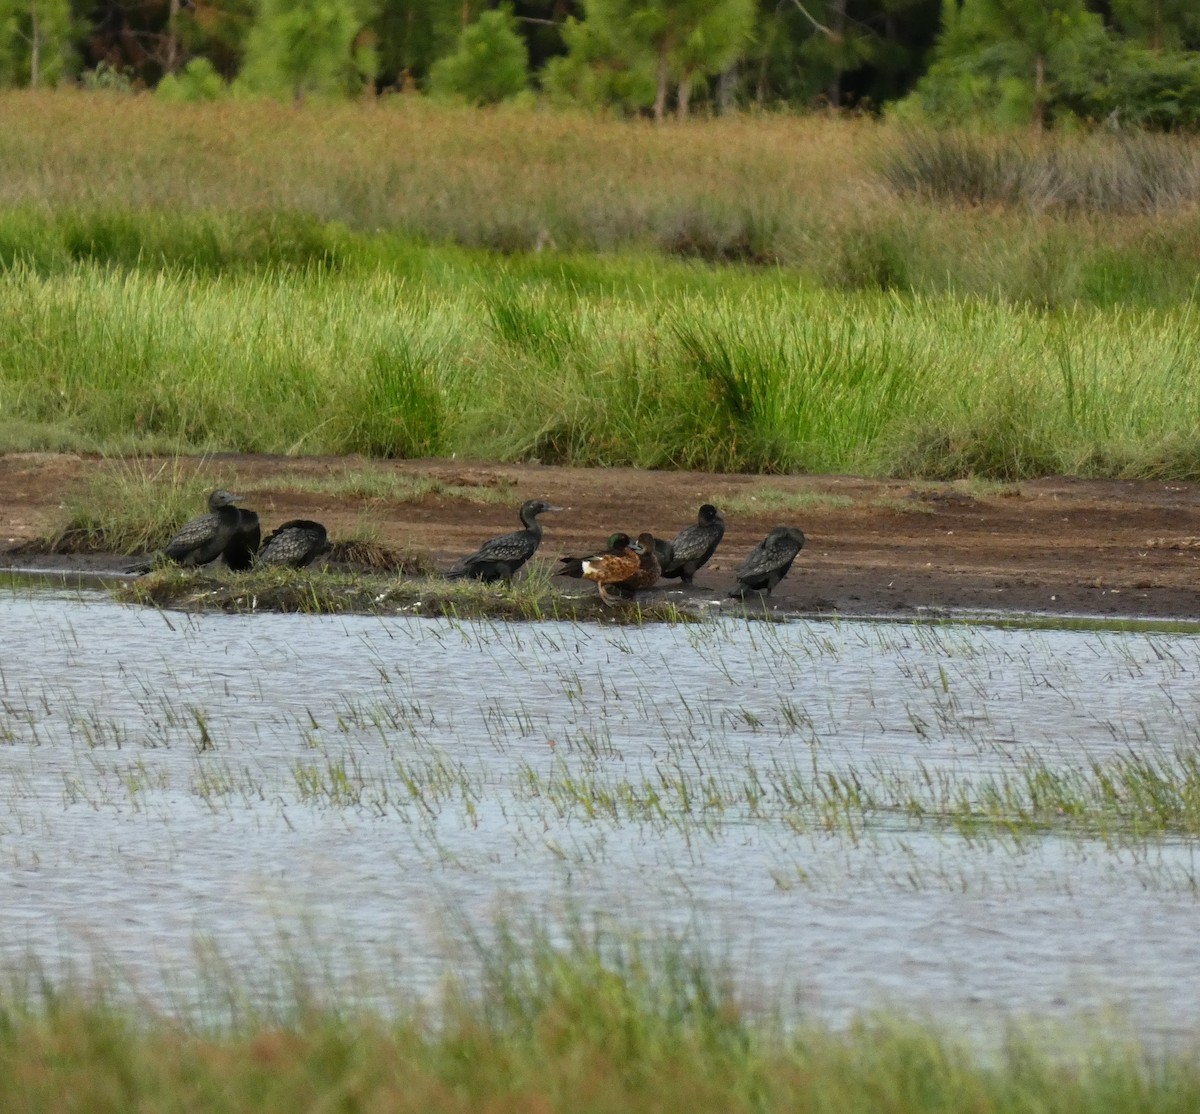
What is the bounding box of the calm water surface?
[3,586,1200,1043]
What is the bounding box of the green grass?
[2,924,1199,1114]
[4,257,1200,478]
[118,562,704,623]
[3,95,1200,478]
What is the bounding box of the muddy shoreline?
[4,453,1200,620]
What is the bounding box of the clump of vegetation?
[118,563,704,623]
[44,460,223,555]
[3,924,1200,1114]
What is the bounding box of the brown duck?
[573,534,643,604]
[616,532,661,594]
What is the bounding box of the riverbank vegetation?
[1,97,1199,479]
[3,927,1200,1114]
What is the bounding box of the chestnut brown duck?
[618,532,661,594]
[557,533,631,580]
[571,534,640,604]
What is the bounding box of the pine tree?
[957,0,1099,129]
[428,6,528,102]
[238,0,377,101]
[0,0,72,87]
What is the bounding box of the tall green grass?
[3,255,1200,478]
[2,925,1199,1114]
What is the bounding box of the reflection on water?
[3,585,1200,1043]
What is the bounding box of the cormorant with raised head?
[447,499,563,582]
[258,519,331,568]
[728,527,806,598]
[659,504,725,585]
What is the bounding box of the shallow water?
[4,584,1200,1045]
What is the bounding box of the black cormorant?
[221,508,261,571]
[447,499,563,582]
[728,527,806,598]
[257,519,331,569]
[659,504,725,585]
[127,489,248,573]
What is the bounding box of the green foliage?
[155,57,226,103]
[237,0,377,101]
[556,0,755,117]
[0,0,73,87]
[428,7,529,104]
[541,15,657,112]
[1056,43,1200,130]
[902,0,1107,127]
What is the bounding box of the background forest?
[2,0,1199,129]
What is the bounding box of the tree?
[551,0,754,118]
[428,6,529,102]
[237,0,378,101]
[956,0,1102,129]
[0,0,73,87]
[906,0,1104,129]
[1108,0,1200,53]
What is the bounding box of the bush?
[155,58,226,103]
[428,8,529,105]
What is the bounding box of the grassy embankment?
[1,94,1200,478]
[3,928,1200,1114]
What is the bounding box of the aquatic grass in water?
[5,926,1200,1114]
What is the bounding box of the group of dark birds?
[133,490,805,603]
[127,490,330,574]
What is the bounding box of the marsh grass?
[3,924,1200,1114]
[8,263,1200,479]
[882,129,1200,214]
[717,488,856,516]
[4,94,1200,307]
[46,459,227,555]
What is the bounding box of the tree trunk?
[717,63,737,115]
[1032,52,1045,133]
[654,39,669,121]
[676,71,692,118]
[30,0,40,88]
[826,0,845,107]
[166,0,180,74]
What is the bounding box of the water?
[3,584,1200,1044]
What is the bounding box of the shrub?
[428,8,529,105]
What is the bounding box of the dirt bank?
[3,452,1200,619]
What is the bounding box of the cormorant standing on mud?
[447,499,563,582]
[728,527,806,598]
[658,504,725,586]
